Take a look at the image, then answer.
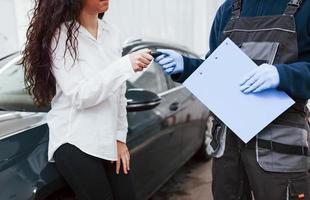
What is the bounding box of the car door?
[126,60,184,200]
[170,51,210,160]
[159,48,210,162]
[149,46,208,162]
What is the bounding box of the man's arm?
[275,61,310,99]
[275,2,310,99]
[170,56,204,83]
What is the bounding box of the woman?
[22,0,153,199]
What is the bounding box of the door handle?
[169,102,179,111]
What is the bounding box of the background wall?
[105,0,224,57]
[0,0,224,58]
[0,0,19,58]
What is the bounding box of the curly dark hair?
[22,0,84,107]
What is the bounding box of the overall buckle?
[232,0,242,11]
[288,0,303,7]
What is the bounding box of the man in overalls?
[155,0,310,199]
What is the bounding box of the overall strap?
[284,0,304,16]
[231,0,242,19]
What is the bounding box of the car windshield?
[0,55,35,111]
[0,57,25,94]
[0,53,19,70]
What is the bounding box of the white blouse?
[47,19,135,162]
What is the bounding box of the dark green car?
[0,40,212,200]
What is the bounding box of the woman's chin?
[98,6,109,13]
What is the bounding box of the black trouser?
[212,130,310,200]
[54,143,136,200]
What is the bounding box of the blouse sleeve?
[51,28,135,110]
[116,82,128,143]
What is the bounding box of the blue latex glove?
[240,64,280,94]
[154,49,184,75]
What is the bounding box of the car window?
[127,61,168,94]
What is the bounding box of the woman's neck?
[79,9,98,39]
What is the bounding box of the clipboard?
[183,38,295,143]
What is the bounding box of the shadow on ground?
[150,159,213,200]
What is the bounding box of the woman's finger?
[136,67,143,71]
[138,56,151,66]
[116,158,121,174]
[142,48,151,54]
[126,151,130,171]
[137,61,147,69]
[121,156,128,174]
[138,49,151,57]
[142,52,154,61]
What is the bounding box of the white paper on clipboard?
[183,38,295,143]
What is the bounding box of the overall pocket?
[256,124,309,172]
[240,41,279,65]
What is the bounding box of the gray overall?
[211,0,310,199]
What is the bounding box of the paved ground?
[150,159,213,200]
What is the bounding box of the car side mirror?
[126,89,161,112]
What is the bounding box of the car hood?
[0,111,46,140]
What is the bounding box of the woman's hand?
[116,141,130,175]
[129,49,153,72]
